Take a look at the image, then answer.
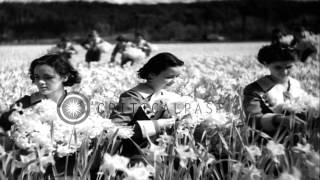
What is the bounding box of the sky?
[0,0,318,4]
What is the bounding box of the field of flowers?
[0,43,319,180]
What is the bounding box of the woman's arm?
[137,117,175,138]
[110,91,175,139]
[109,92,139,126]
[243,85,284,133]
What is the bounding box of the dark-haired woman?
[81,30,105,68]
[0,54,81,131]
[0,54,81,177]
[243,45,313,139]
[109,52,184,160]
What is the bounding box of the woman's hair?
[29,54,81,86]
[257,44,298,65]
[138,52,184,80]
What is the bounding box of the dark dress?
[109,87,171,159]
[85,48,101,62]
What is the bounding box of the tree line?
[0,0,319,43]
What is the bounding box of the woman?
[243,44,310,138]
[110,52,184,160]
[133,32,152,57]
[48,36,78,60]
[290,27,318,63]
[81,30,104,68]
[110,35,145,67]
[0,54,81,131]
[0,54,81,178]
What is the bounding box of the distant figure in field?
[270,28,293,47]
[81,30,111,68]
[47,37,77,60]
[290,27,318,62]
[271,28,286,46]
[133,32,152,57]
[110,35,145,68]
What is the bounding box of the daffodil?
[99,153,130,177]
[175,145,197,168]
[276,167,301,180]
[266,140,285,164]
[266,140,285,156]
[125,164,152,180]
[245,145,262,162]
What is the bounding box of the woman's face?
[33,64,66,96]
[267,61,295,83]
[149,66,181,90]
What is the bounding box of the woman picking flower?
[81,30,106,68]
[109,52,184,161]
[0,54,81,177]
[243,44,318,139]
[1,54,81,131]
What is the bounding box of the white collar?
[132,84,154,99]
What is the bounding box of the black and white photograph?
[0,0,319,179]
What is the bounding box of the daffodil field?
[0,43,319,180]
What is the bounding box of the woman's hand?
[157,118,176,129]
[137,118,177,138]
